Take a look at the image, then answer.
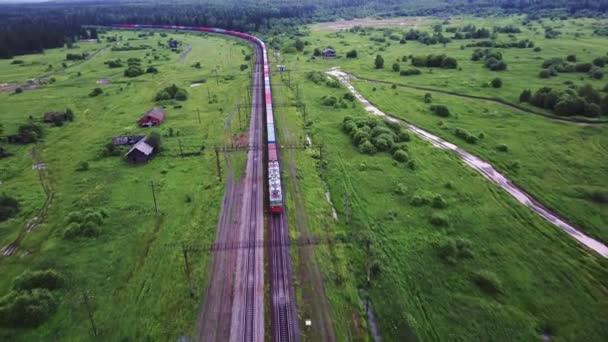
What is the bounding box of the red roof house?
[138,108,166,127]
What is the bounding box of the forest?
[1,0,607,58]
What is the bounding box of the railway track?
[112,24,300,340]
[269,188,300,342]
[228,42,265,342]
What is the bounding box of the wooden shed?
[322,48,336,58]
[125,138,155,164]
[138,108,166,127]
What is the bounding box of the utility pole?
[197,108,201,125]
[182,246,194,298]
[178,139,184,158]
[207,86,211,104]
[150,181,158,214]
[365,239,372,313]
[237,103,242,131]
[214,147,222,182]
[319,143,323,163]
[82,290,98,337]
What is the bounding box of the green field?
[1,14,607,342]
[268,15,608,341]
[0,30,251,340]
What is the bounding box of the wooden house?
[138,108,166,127]
[125,138,155,164]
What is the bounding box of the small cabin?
[138,108,166,127]
[125,138,155,164]
[322,48,336,58]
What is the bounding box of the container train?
[113,24,284,213]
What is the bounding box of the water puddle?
[327,67,608,258]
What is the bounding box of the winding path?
[327,67,608,258]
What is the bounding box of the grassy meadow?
[267,14,608,341]
[302,15,608,116]
[0,29,252,340]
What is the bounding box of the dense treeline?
[0,0,607,58]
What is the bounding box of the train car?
[267,123,276,143]
[268,161,283,213]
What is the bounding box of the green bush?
[431,195,448,209]
[410,195,430,206]
[392,63,400,72]
[12,270,64,291]
[497,144,509,152]
[491,78,503,88]
[519,89,532,102]
[66,211,82,223]
[124,65,144,77]
[89,88,103,97]
[394,183,408,195]
[454,128,478,144]
[424,93,432,103]
[430,105,450,117]
[76,161,89,171]
[393,149,409,162]
[358,140,377,154]
[321,96,338,106]
[375,54,384,69]
[0,194,19,222]
[407,159,417,170]
[430,213,449,227]
[539,69,552,78]
[436,238,473,264]
[346,49,357,58]
[472,270,503,295]
[400,68,422,76]
[156,84,188,101]
[146,66,158,74]
[0,289,58,327]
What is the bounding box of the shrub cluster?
[104,59,123,68]
[403,29,451,45]
[342,117,411,163]
[111,44,150,51]
[0,270,63,327]
[65,52,88,61]
[411,54,457,69]
[63,209,107,239]
[471,49,507,71]
[430,104,450,117]
[124,58,144,77]
[436,237,473,264]
[156,84,188,101]
[400,68,422,76]
[454,128,478,144]
[521,84,607,117]
[0,194,19,222]
[493,25,522,34]
[89,87,103,97]
[451,25,491,39]
[472,270,503,295]
[307,71,340,88]
[10,122,43,144]
[465,39,533,49]
[540,57,604,79]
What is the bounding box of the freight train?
[113,24,284,213]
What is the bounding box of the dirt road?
[327,68,608,258]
